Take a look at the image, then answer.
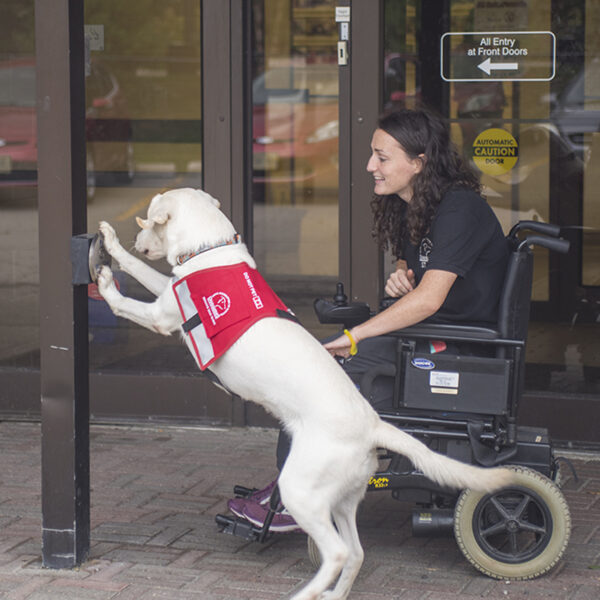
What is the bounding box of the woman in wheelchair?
[227,107,510,532]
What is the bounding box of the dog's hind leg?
[323,494,365,600]
[278,479,346,599]
[289,515,347,600]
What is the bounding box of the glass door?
[379,0,599,398]
[84,0,203,376]
[0,2,39,384]
[251,0,340,337]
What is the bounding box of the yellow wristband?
[343,329,358,356]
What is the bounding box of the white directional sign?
[441,31,556,82]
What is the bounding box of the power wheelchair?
[217,220,572,581]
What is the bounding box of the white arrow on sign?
[477,58,519,75]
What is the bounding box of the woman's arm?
[324,269,457,358]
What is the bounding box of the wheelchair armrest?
[388,322,508,345]
[378,299,518,345]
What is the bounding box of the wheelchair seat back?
[392,221,568,419]
[497,235,534,341]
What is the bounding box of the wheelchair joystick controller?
[333,282,348,306]
[313,282,371,328]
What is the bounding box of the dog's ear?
[136,212,169,228]
[136,216,151,229]
[150,210,170,225]
[197,189,221,209]
[145,197,171,226]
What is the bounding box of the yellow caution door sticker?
[472,127,518,175]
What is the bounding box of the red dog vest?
[173,262,297,369]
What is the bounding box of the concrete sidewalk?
[0,421,598,599]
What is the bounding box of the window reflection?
[251,0,340,335]
[85,0,202,374]
[383,0,599,394]
[0,0,598,396]
[0,1,38,370]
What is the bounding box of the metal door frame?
[83,0,253,427]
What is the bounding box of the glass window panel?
[582,0,600,286]
[384,0,600,395]
[583,132,600,286]
[446,1,559,302]
[85,0,202,374]
[0,0,39,371]
[252,0,339,337]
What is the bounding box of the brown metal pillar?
[35,0,90,567]
[203,0,233,213]
[346,0,383,308]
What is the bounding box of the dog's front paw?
[99,221,120,255]
[96,265,116,296]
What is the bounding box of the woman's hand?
[323,331,354,359]
[385,267,416,297]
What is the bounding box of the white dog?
[97,187,514,600]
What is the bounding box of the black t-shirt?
[402,188,509,325]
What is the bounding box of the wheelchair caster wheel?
[454,466,571,580]
[307,535,321,570]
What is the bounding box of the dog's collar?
[176,233,242,266]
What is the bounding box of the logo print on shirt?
[204,292,231,325]
[419,237,433,268]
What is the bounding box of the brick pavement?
[0,421,599,599]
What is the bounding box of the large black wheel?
[454,466,571,580]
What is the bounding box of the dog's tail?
[374,421,514,493]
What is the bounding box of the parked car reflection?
[383,53,421,111]
[250,55,418,203]
[85,60,135,187]
[549,59,600,161]
[0,58,36,191]
[252,65,339,202]
[0,57,134,200]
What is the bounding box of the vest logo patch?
[204,292,231,324]
[244,271,264,309]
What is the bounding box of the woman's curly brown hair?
[371,108,481,258]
